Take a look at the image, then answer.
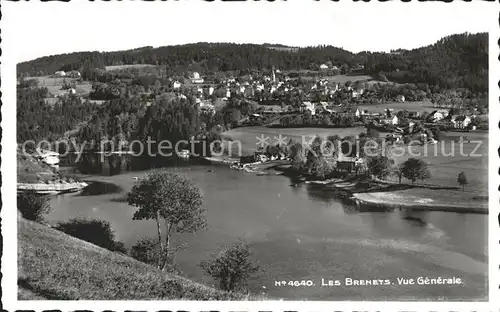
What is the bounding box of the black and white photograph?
[2,0,499,310]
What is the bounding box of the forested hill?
[17,43,359,76]
[18,32,487,91]
[364,33,488,92]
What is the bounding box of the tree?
[200,242,260,292]
[55,218,126,253]
[400,158,430,185]
[393,165,404,184]
[457,172,468,191]
[17,191,51,222]
[127,170,207,271]
[367,156,392,180]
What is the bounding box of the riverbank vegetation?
[17,192,51,223]
[18,218,252,300]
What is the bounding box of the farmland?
[358,100,438,113]
[386,132,488,194]
[25,76,93,98]
[105,64,156,71]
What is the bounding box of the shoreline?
[353,192,488,214]
[17,181,89,195]
[219,160,489,214]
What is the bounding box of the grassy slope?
[18,218,251,300]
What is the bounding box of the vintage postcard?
[1,0,499,311]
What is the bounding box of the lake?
[47,159,488,300]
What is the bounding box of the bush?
[55,218,126,253]
[17,191,51,222]
[200,242,259,292]
[130,237,162,266]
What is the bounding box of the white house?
[302,101,316,115]
[319,64,329,70]
[54,71,66,77]
[436,109,450,118]
[451,115,471,129]
[382,115,399,125]
[396,94,405,102]
[428,111,444,122]
[352,90,362,98]
[191,72,204,84]
[173,81,182,89]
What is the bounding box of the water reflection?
[62,153,190,176]
[76,181,122,196]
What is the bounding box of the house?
[451,115,471,129]
[352,88,364,98]
[67,71,81,78]
[178,149,190,160]
[436,109,449,118]
[54,71,66,77]
[336,157,364,172]
[319,64,329,70]
[199,101,215,115]
[427,110,444,122]
[408,111,420,118]
[382,115,399,125]
[302,101,316,115]
[396,95,405,102]
[173,81,182,89]
[191,72,204,84]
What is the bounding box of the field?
[384,132,488,194]
[105,64,156,71]
[358,100,438,113]
[25,76,93,97]
[222,126,366,156]
[18,217,251,300]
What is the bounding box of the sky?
[3,1,495,63]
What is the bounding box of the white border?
[2,1,499,310]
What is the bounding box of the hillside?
[17,153,58,183]
[17,33,487,92]
[364,33,488,92]
[18,217,252,300]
